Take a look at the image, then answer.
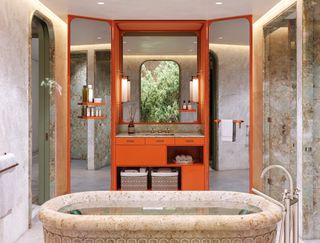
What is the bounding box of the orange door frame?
[66,15,253,193]
[208,15,253,192]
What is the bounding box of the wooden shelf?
[178,109,197,113]
[78,102,105,106]
[78,116,106,120]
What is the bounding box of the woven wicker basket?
[151,169,178,191]
[120,170,148,191]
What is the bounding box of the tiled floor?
[16,162,249,242]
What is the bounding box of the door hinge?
[45,133,49,141]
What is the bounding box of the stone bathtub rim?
[39,191,282,232]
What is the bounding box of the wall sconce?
[190,76,199,102]
[121,76,131,102]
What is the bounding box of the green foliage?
[141,61,180,122]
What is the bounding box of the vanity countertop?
[115,132,205,138]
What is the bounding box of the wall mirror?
[69,17,111,192]
[209,18,251,192]
[121,33,199,123]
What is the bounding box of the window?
[140,60,180,122]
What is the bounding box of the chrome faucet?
[255,165,299,243]
[261,165,294,199]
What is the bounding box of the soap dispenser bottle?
[187,100,192,110]
[182,100,187,110]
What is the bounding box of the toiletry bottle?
[182,100,187,110]
[187,100,192,110]
[88,85,93,102]
[86,106,90,117]
[82,85,88,102]
[128,120,135,134]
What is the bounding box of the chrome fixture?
[253,165,299,243]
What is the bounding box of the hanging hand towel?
[221,120,236,142]
[0,153,17,219]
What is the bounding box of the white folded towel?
[221,119,235,142]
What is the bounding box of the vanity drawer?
[116,145,167,166]
[146,137,175,145]
[175,137,204,145]
[116,137,145,145]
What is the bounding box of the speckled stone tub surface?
[39,191,282,243]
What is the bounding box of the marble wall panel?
[70,52,88,160]
[302,0,320,239]
[94,50,111,168]
[210,44,250,171]
[263,16,297,202]
[0,0,67,242]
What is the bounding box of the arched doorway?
[29,13,55,222]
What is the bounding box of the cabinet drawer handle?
[156,140,164,143]
[126,140,135,143]
[185,140,194,143]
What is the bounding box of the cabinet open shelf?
[78,102,106,106]
[78,116,106,120]
[167,146,203,165]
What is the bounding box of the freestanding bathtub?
[39,191,282,243]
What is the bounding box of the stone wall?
[0,0,67,242]
[70,52,88,160]
[302,0,320,239]
[210,44,250,171]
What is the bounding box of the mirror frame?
[118,27,202,124]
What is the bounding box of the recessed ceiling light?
[127,49,131,52]
[218,36,223,40]
[216,1,223,5]
[97,2,105,5]
[97,36,102,40]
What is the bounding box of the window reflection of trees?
[140,60,180,122]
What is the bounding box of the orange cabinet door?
[181,165,205,190]
[175,137,204,145]
[146,137,175,145]
[116,145,167,166]
[116,137,145,145]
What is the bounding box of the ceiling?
[40,0,282,23]
[210,18,249,45]
[70,18,111,45]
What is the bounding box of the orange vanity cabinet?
[175,137,205,145]
[115,137,167,166]
[146,137,175,145]
[114,136,206,190]
[181,165,205,190]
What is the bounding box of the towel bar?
[212,120,244,128]
[0,163,19,174]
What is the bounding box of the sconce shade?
[192,76,199,102]
[121,76,130,102]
